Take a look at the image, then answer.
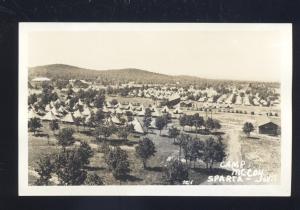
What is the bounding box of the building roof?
[257,117,281,127]
[32,77,51,82]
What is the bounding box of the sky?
[28,28,289,82]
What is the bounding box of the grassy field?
[28,99,281,185]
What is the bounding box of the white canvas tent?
[136,109,145,116]
[152,107,162,117]
[149,118,157,129]
[42,111,59,121]
[61,112,75,123]
[161,106,170,113]
[129,118,145,134]
[28,109,40,119]
[102,106,110,113]
[78,99,84,106]
[110,115,122,125]
[51,106,61,116]
[135,104,144,111]
[45,104,52,112]
[173,106,183,114]
[115,107,123,114]
[82,106,92,116]
[58,105,67,114]
[73,109,84,118]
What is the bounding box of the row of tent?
[29,108,146,134]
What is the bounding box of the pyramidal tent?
[58,105,67,114]
[152,107,162,117]
[129,118,145,134]
[73,109,83,118]
[50,101,55,108]
[149,118,157,129]
[61,112,75,123]
[82,106,92,116]
[51,106,60,116]
[162,106,170,113]
[28,109,40,119]
[42,111,59,121]
[117,102,124,109]
[136,109,145,116]
[102,106,110,113]
[115,107,123,114]
[65,99,71,105]
[128,103,135,111]
[54,98,61,105]
[45,104,52,112]
[136,104,145,111]
[110,115,122,125]
[173,107,183,114]
[78,99,84,106]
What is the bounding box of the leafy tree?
[57,128,75,151]
[101,141,111,156]
[55,79,69,90]
[155,116,166,136]
[67,85,74,97]
[105,147,130,180]
[179,114,188,129]
[86,112,95,130]
[94,109,105,125]
[143,108,152,132]
[163,159,189,185]
[28,117,42,135]
[94,125,114,141]
[74,117,83,132]
[85,173,104,185]
[182,138,204,167]
[205,118,221,131]
[202,137,226,170]
[135,137,156,169]
[176,134,192,158]
[54,149,87,185]
[49,119,59,135]
[77,141,94,166]
[111,99,118,106]
[35,154,54,185]
[162,113,171,128]
[243,122,254,137]
[94,94,105,108]
[117,124,133,141]
[120,86,130,97]
[168,127,180,143]
[28,94,37,105]
[192,113,204,133]
[106,86,114,95]
[125,111,134,122]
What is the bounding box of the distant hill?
[29,64,176,84]
[28,64,278,87]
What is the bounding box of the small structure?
[258,119,280,136]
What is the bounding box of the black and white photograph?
[18,23,292,196]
